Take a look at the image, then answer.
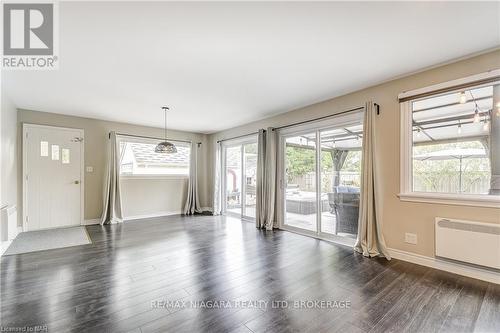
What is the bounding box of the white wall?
[1,88,18,212]
[121,178,188,219]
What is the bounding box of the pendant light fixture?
[155,106,177,154]
[483,116,490,132]
[473,107,480,123]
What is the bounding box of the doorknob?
[74,180,80,184]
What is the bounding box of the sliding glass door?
[243,142,257,219]
[225,146,242,216]
[279,111,364,244]
[284,132,318,232]
[223,137,258,220]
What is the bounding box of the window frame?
[399,70,500,208]
[117,135,191,180]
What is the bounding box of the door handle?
[74,180,80,184]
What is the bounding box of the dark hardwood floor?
[1,215,499,333]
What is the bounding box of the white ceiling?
[3,2,499,134]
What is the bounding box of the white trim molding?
[83,219,100,225]
[398,69,500,101]
[124,211,182,221]
[388,247,500,284]
[399,192,500,209]
[120,175,189,181]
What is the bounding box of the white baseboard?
[124,211,182,221]
[388,247,500,284]
[83,219,100,225]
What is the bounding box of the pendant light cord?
[162,106,169,140]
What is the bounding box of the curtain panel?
[354,102,391,259]
[184,142,202,215]
[256,129,266,228]
[256,128,278,230]
[100,131,123,225]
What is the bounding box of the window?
[51,144,60,160]
[62,148,70,164]
[40,141,48,157]
[118,137,190,177]
[400,72,500,207]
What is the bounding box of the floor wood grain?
[1,215,498,333]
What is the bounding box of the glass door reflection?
[225,145,242,216]
[223,138,258,220]
[243,143,257,219]
[284,133,318,232]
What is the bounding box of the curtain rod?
[110,132,201,146]
[216,131,260,144]
[272,105,369,131]
[216,104,376,142]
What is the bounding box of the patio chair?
[329,186,360,235]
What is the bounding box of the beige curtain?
[256,128,278,230]
[256,129,266,228]
[100,131,123,224]
[354,102,391,259]
[184,142,202,215]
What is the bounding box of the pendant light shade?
[155,106,177,154]
[155,141,177,153]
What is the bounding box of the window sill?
[120,175,189,180]
[398,192,500,209]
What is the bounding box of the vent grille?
[438,219,500,235]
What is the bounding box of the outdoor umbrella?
[413,148,487,193]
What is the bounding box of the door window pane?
[51,145,60,160]
[40,141,48,157]
[284,133,317,232]
[62,149,70,164]
[320,124,362,239]
[225,146,242,215]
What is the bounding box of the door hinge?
[25,174,28,181]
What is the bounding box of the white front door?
[23,124,84,231]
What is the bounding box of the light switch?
[86,166,94,173]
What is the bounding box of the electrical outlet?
[86,166,94,173]
[405,233,417,245]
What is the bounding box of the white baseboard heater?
[435,217,500,270]
[1,205,18,241]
